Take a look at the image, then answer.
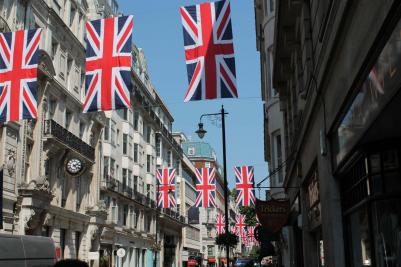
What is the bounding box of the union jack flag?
[0,29,41,123]
[156,168,177,208]
[235,166,255,207]
[215,212,225,234]
[235,214,247,238]
[83,15,133,112]
[180,0,238,101]
[247,226,257,244]
[195,167,216,208]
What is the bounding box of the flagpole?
[221,105,230,266]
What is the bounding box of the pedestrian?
[54,259,89,267]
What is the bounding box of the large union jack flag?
[235,214,247,238]
[156,168,177,208]
[180,0,238,101]
[0,29,41,123]
[216,212,225,234]
[235,166,255,207]
[83,15,133,112]
[195,167,216,208]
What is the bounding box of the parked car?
[234,258,255,267]
[0,233,56,267]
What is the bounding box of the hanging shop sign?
[255,198,290,233]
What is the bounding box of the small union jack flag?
[0,29,41,123]
[215,212,225,234]
[235,214,247,238]
[180,0,238,101]
[156,168,177,208]
[235,166,255,207]
[195,168,216,208]
[83,15,133,112]
[247,226,257,243]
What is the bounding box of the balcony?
[158,207,186,224]
[44,119,95,161]
[101,175,156,209]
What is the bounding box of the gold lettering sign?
[255,198,290,233]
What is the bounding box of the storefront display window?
[372,200,401,267]
[347,206,372,266]
[332,18,401,167]
[342,145,401,267]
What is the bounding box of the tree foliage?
[215,232,239,248]
[239,206,258,226]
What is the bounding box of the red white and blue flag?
[156,168,177,208]
[235,166,255,207]
[83,15,133,112]
[195,167,216,208]
[180,0,238,101]
[216,212,225,234]
[0,29,41,123]
[235,214,247,238]
[247,225,257,243]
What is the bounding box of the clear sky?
[118,0,268,193]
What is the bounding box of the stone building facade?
[0,1,190,267]
[271,1,401,267]
[254,0,293,266]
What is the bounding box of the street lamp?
[196,105,230,266]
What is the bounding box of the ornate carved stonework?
[6,148,16,177]
[16,180,55,234]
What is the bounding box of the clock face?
[66,158,83,175]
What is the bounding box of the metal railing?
[44,119,95,161]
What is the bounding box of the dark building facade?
[272,0,401,267]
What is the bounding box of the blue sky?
[119,0,268,192]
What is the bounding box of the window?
[111,198,117,223]
[167,151,172,167]
[156,136,161,157]
[103,156,109,178]
[146,126,151,143]
[116,130,120,145]
[110,120,116,145]
[130,207,135,228]
[79,121,85,140]
[267,47,277,97]
[122,108,128,120]
[104,119,110,141]
[134,144,139,163]
[123,134,128,155]
[49,98,57,117]
[128,170,132,190]
[205,162,211,168]
[207,245,215,257]
[52,0,61,15]
[75,232,81,259]
[274,134,283,183]
[122,168,128,192]
[147,155,151,173]
[188,146,195,156]
[75,177,81,212]
[60,229,66,259]
[133,112,139,131]
[65,109,72,129]
[123,205,129,226]
[269,0,274,13]
[133,176,138,192]
[134,209,139,229]
[51,38,58,59]
[69,5,76,27]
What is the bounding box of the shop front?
[331,11,401,267]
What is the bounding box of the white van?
[0,233,56,267]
